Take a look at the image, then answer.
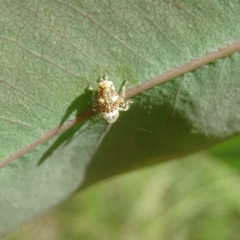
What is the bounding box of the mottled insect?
[89,75,131,123]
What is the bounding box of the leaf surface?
[1,0,240,236]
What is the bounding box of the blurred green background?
[3,135,240,240]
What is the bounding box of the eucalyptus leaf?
[1,0,240,236]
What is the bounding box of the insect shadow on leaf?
[37,89,95,165]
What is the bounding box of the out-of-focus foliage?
[4,152,240,240]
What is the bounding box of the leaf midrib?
[1,40,240,169]
[127,41,240,98]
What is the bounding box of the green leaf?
[210,135,240,170]
[1,0,240,236]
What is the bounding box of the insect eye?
[97,75,107,83]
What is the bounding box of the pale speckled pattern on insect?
[91,75,131,123]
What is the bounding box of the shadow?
[38,89,93,165]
